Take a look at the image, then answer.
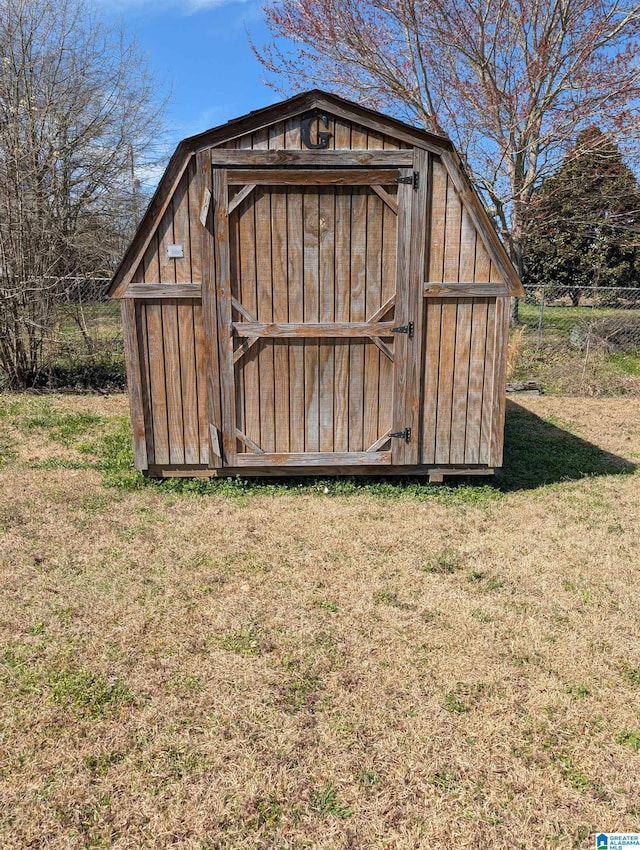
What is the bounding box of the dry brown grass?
[0,393,639,849]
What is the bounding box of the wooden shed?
[110,90,523,481]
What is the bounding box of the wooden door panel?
[211,166,421,467]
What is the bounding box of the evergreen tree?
[523,127,640,305]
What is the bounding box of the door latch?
[392,321,414,338]
[390,427,412,442]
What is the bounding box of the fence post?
[537,285,545,348]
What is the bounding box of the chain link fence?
[512,285,640,395]
[46,277,124,390]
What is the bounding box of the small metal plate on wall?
[166,244,184,259]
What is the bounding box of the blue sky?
[98,0,285,165]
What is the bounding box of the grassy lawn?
[1,393,639,849]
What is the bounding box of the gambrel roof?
[109,89,522,298]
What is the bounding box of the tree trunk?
[509,237,525,326]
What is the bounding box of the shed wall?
[422,296,509,467]
[135,299,209,466]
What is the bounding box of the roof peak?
[181,88,451,153]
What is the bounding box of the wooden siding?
[135,299,209,467]
[427,156,500,285]
[129,157,202,290]
[421,296,508,466]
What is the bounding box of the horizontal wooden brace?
[226,169,399,186]
[232,321,395,338]
[212,150,414,167]
[125,282,202,298]
[423,282,508,297]
[235,451,392,467]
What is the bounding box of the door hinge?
[390,427,412,442]
[392,321,414,338]
[397,171,419,190]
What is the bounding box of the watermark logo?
[595,835,640,849]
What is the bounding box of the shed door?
[211,166,423,468]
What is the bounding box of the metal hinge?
[390,427,412,442]
[392,321,414,338]
[397,171,419,190]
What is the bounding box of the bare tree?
[0,0,165,388]
[256,0,640,298]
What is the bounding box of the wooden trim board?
[146,464,496,478]
[124,282,202,298]
[211,150,414,167]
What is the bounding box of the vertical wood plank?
[443,176,462,283]
[434,301,457,464]
[333,185,351,452]
[237,193,260,451]
[270,109,289,455]
[458,207,477,283]
[252,128,275,454]
[319,187,335,451]
[121,299,148,470]
[333,121,351,452]
[198,148,222,467]
[284,116,302,150]
[348,124,368,452]
[193,302,209,465]
[287,187,305,453]
[421,299,442,464]
[229,187,245,443]
[490,297,510,467]
[254,186,275,452]
[428,158,447,282]
[284,119,305,452]
[449,298,472,464]
[348,186,366,452]
[479,299,498,463]
[178,303,199,464]
[464,299,488,463]
[269,121,286,149]
[233,106,256,452]
[145,302,170,465]
[212,166,236,463]
[188,158,202,285]
[474,236,491,282]
[303,188,320,451]
[142,231,161,285]
[172,172,193,283]
[271,186,290,452]
[488,260,506,464]
[158,205,177,285]
[333,117,352,149]
[162,299,185,464]
[138,302,155,464]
